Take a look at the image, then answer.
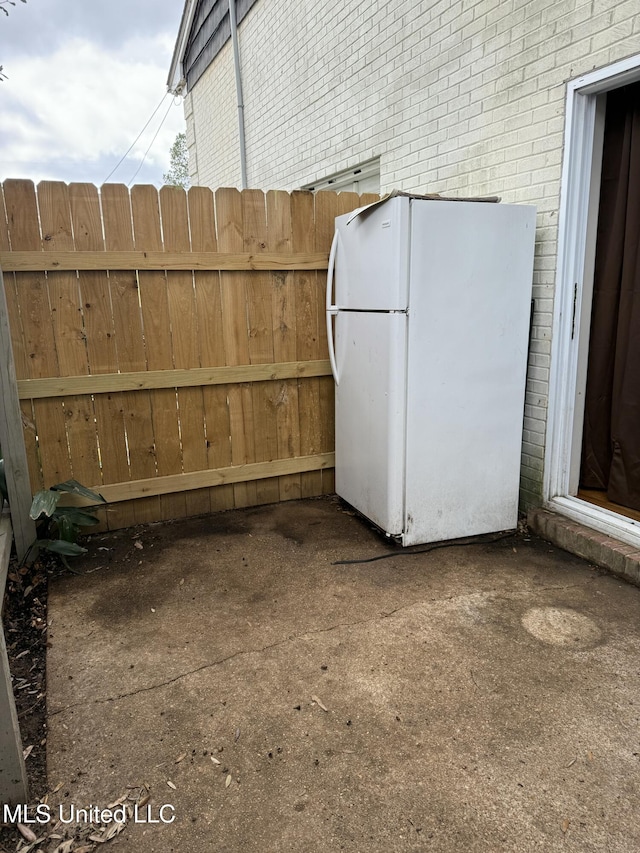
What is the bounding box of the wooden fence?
[0,181,376,530]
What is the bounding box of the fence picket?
[2,180,70,487]
[267,190,301,501]
[314,191,340,498]
[129,185,185,522]
[0,187,41,492]
[216,187,255,508]
[101,184,160,525]
[187,186,234,511]
[291,191,322,498]
[160,186,210,518]
[68,183,131,528]
[37,182,102,491]
[243,190,279,505]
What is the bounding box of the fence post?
[0,266,36,561]
[0,510,29,804]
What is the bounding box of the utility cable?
[127,96,176,187]
[332,531,516,565]
[102,92,170,185]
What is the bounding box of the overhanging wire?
[102,92,170,185]
[127,96,177,187]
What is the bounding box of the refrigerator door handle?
[326,230,340,385]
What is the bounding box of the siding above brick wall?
[183,0,260,90]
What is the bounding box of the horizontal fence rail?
[0,180,377,530]
[0,251,330,272]
[16,360,333,399]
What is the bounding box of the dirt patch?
[0,555,51,851]
[1,557,50,793]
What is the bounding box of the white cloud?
[1,0,183,59]
[0,33,186,185]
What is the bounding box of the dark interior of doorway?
[579,80,640,519]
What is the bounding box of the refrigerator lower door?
[334,310,407,536]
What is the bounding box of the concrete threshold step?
[528,507,640,587]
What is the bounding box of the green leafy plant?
[27,479,106,565]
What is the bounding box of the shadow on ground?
[43,497,640,852]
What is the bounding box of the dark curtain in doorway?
[581,82,640,510]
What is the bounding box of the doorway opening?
[577,80,640,522]
[545,55,640,548]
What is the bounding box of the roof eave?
[167,0,198,94]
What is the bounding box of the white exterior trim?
[168,0,198,93]
[549,496,640,549]
[545,53,640,546]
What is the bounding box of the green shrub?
[27,479,106,565]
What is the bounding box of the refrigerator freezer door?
[334,196,410,311]
[334,309,407,536]
[403,200,536,545]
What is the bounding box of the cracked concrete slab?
[45,497,640,851]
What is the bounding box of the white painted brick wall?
[183,0,640,509]
[186,39,243,189]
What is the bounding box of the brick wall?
[183,0,640,508]
[185,39,243,190]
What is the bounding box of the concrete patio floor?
[45,496,640,852]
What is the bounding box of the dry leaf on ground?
[17,823,37,842]
[51,839,75,853]
[311,694,328,712]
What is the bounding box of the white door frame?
[543,55,640,548]
[545,53,640,548]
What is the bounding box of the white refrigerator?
[326,194,536,546]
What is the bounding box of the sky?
[0,0,187,186]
